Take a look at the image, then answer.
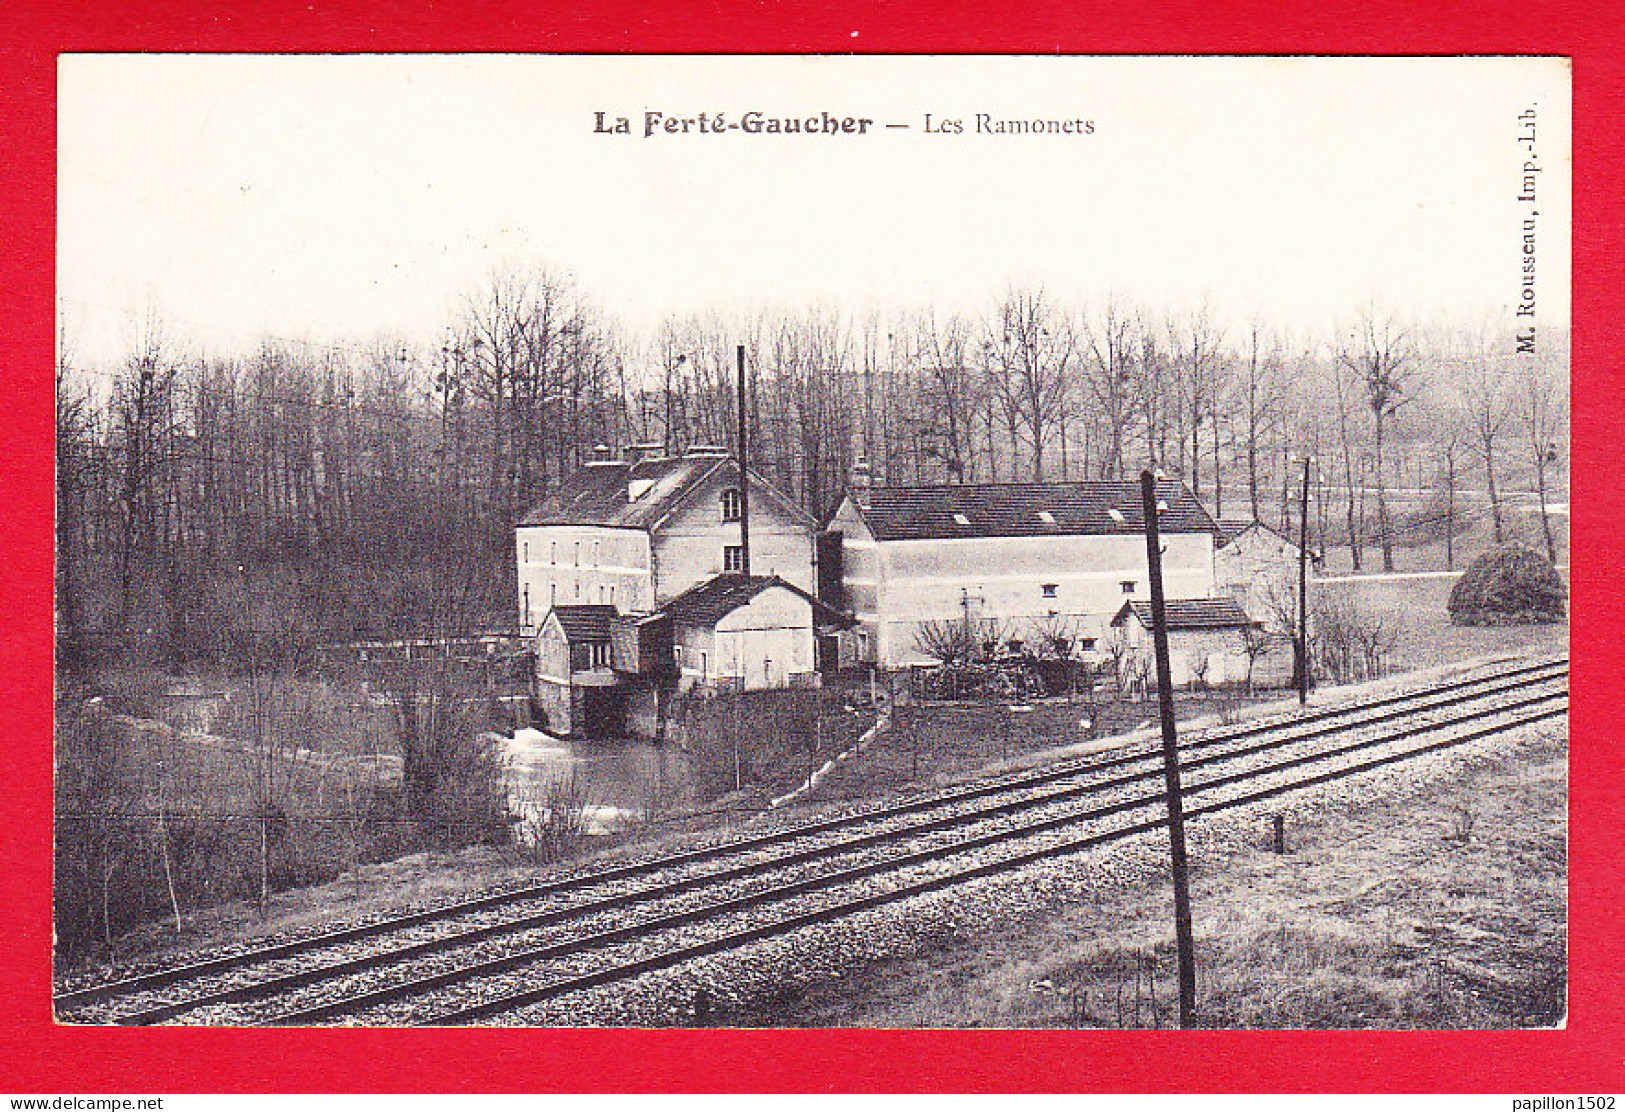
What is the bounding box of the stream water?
[495,728,699,834]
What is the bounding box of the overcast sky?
[57,54,1571,369]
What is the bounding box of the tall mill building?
[516,444,838,736]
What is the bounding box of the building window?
[1041,583,1058,598]
[523,541,529,562]
[574,580,580,599]
[574,542,580,567]
[609,585,615,606]
[724,545,745,572]
[1080,637,1097,651]
[550,583,557,605]
[523,584,531,626]
[1121,580,1137,593]
[550,542,557,564]
[591,642,611,669]
[674,645,684,666]
[599,584,606,603]
[592,541,600,566]
[721,488,743,522]
[699,650,708,678]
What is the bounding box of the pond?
[495,728,699,834]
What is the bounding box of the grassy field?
[745,722,1567,1029]
[1326,576,1567,674]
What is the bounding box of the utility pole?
[1140,470,1197,1028]
[736,344,751,579]
[1298,455,1312,706]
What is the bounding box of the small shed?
[534,604,621,736]
[663,574,849,691]
[1110,597,1262,688]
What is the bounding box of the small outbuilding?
[533,604,623,736]
[1110,597,1264,688]
[1214,518,1307,624]
[664,574,851,691]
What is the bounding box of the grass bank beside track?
[736,719,1566,1029]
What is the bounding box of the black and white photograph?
[52,54,1570,1029]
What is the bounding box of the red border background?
[2,1,1620,1093]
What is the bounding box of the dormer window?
[1041,583,1058,598]
[721,488,743,522]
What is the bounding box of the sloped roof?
[1111,597,1258,631]
[846,479,1218,542]
[519,454,814,531]
[661,574,855,630]
[544,604,618,643]
[1217,518,1295,549]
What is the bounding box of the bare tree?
[985,288,1075,481]
[914,618,978,665]
[911,311,976,482]
[1237,321,1287,522]
[1324,349,1366,570]
[1079,297,1143,480]
[1453,327,1513,546]
[1240,624,1276,695]
[1339,307,1416,572]
[1166,305,1226,505]
[1516,346,1568,564]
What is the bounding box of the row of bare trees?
[56,271,1570,671]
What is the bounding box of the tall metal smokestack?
[736,343,751,579]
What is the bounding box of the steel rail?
[260,689,1565,1026]
[57,655,1564,1016]
[424,700,1566,1026]
[110,673,1567,1025]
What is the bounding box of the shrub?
[1311,588,1400,685]
[1447,544,1566,625]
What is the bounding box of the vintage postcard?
[48,48,1577,1065]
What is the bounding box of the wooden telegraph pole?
[736,344,751,578]
[1298,455,1312,706]
[1140,470,1197,1028]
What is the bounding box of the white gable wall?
[1215,525,1301,624]
[713,587,816,689]
[829,497,879,659]
[651,465,815,604]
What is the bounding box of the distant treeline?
[55,270,1569,667]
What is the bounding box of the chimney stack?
[623,441,665,465]
[850,456,872,509]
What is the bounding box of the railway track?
[55,655,1567,1027]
